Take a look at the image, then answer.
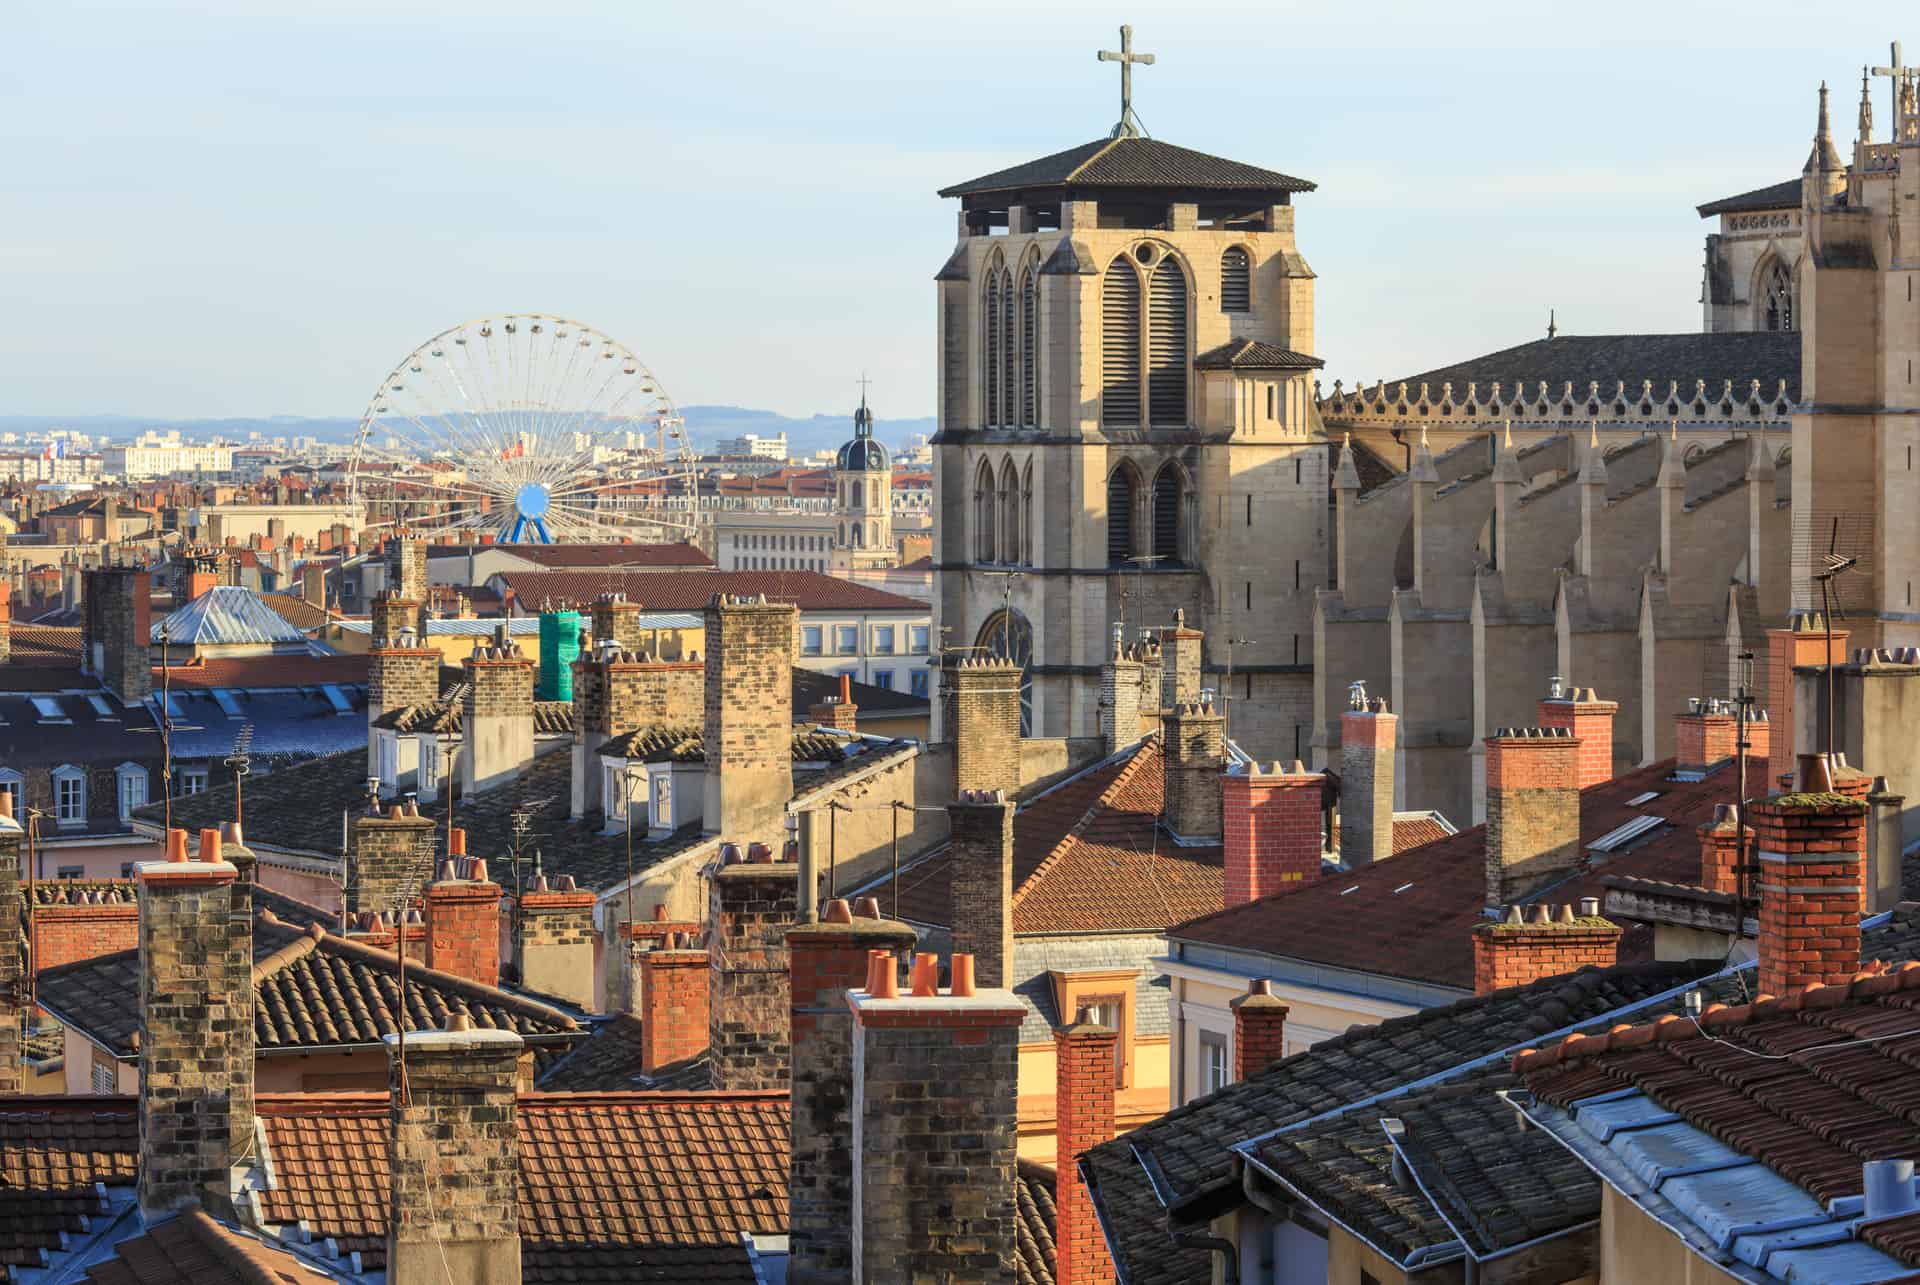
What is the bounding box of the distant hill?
[0,407,935,460]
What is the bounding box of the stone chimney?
[1162,700,1226,843]
[787,898,917,1281]
[136,826,251,1220]
[348,801,437,920]
[1484,727,1583,908]
[948,789,1015,989]
[87,567,152,705]
[1537,683,1618,788]
[383,1017,523,1285]
[569,645,702,819]
[1161,610,1203,709]
[1339,691,1396,866]
[1471,900,1622,995]
[0,579,13,664]
[848,952,1024,1280]
[514,874,595,1009]
[1766,612,1845,793]
[590,592,645,652]
[810,672,859,732]
[1231,978,1290,1080]
[1054,1022,1119,1285]
[422,834,503,987]
[703,594,797,847]
[386,536,430,636]
[639,933,710,1077]
[1869,778,1907,915]
[1223,761,1324,906]
[1752,775,1867,996]
[368,592,421,651]
[707,841,800,1090]
[1675,697,1738,773]
[367,627,439,777]
[1697,804,1751,895]
[947,656,1022,796]
[0,796,21,1092]
[1100,628,1146,757]
[461,628,536,796]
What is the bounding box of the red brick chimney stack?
[422,836,504,987]
[1230,978,1290,1081]
[1752,764,1867,996]
[639,933,710,1076]
[0,796,21,1092]
[1471,900,1622,995]
[1054,1023,1120,1285]
[810,672,860,732]
[1537,683,1618,788]
[1223,761,1325,906]
[1697,804,1751,895]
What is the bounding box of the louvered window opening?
[1020,463,1034,565]
[1221,247,1251,312]
[1107,470,1135,565]
[999,273,1017,428]
[1102,261,1141,427]
[1001,462,1022,568]
[975,463,997,562]
[1020,273,1038,426]
[1152,469,1181,565]
[984,274,1002,427]
[1148,259,1188,426]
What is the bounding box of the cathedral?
[933,33,1920,829]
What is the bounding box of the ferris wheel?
[347,315,697,544]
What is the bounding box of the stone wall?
[1484,730,1581,907]
[707,851,799,1091]
[947,792,1013,989]
[348,806,438,919]
[703,596,797,848]
[514,880,595,1009]
[462,644,535,796]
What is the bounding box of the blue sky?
[2,1,1907,420]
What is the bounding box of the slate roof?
[1374,331,1801,403]
[1168,757,1745,991]
[938,136,1315,198]
[491,569,926,613]
[1697,177,1802,217]
[862,738,1225,936]
[0,1098,139,1271]
[252,1091,789,1281]
[83,1209,335,1285]
[151,586,311,647]
[36,913,580,1060]
[1194,339,1325,371]
[375,698,576,736]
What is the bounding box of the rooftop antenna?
[1811,515,1859,766]
[224,723,255,828]
[1731,650,1758,939]
[389,824,437,1107]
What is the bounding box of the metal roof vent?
[1864,1159,1918,1221]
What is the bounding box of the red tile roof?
[868,738,1225,935]
[11,626,81,666]
[493,569,926,613]
[1170,758,1739,990]
[252,1090,788,1279]
[83,1208,334,1285]
[483,542,714,569]
[152,653,369,690]
[0,1098,139,1269]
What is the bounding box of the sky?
[3,1,1910,421]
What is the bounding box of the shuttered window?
[1148,259,1188,426]
[1000,460,1021,568]
[999,272,1017,427]
[983,273,1002,426]
[1101,260,1141,427]
[1152,467,1182,565]
[1107,469,1136,565]
[1020,271,1038,426]
[1221,247,1251,312]
[975,460,996,562]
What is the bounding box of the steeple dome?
[835,393,889,472]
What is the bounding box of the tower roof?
[938,135,1314,201]
[835,394,889,472]
[151,584,310,648]
[1695,177,1801,218]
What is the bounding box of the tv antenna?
[224,724,255,827]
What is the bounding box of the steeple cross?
[1872,41,1906,129]
[856,372,873,401]
[1097,24,1155,140]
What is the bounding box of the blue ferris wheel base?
[504,515,553,543]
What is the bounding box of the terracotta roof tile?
[1016,1161,1058,1285]
[491,569,925,613]
[0,1099,138,1268]
[82,1208,334,1284]
[153,653,369,690]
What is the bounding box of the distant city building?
[711,431,790,460]
[105,431,233,480]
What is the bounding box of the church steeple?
[1806,80,1843,176]
[1860,65,1875,145]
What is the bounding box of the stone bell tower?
[930,25,1329,758]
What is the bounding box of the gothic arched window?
[1763,260,1795,332]
[974,459,997,562]
[1102,258,1142,427]
[1020,269,1039,426]
[1148,258,1189,425]
[976,609,1034,735]
[1020,459,1034,566]
[983,261,1004,426]
[999,458,1021,571]
[1107,464,1139,566]
[1220,247,1251,313]
[1151,464,1184,566]
[999,270,1017,426]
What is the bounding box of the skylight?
[85,694,117,719]
[1626,790,1661,807]
[1589,814,1665,854]
[30,697,69,724]
[320,684,354,715]
[210,688,244,719]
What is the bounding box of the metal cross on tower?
[1872,41,1906,130]
[1098,24,1155,139]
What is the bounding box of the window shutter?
[999,271,1017,427]
[1107,470,1135,565]
[1221,247,1251,312]
[1152,468,1182,565]
[1148,259,1188,426]
[1102,260,1141,427]
[983,275,1002,426]
[1020,271,1038,426]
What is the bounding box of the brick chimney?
[810,672,859,732]
[639,932,710,1076]
[1100,625,1145,756]
[1223,761,1325,906]
[368,593,419,650]
[947,656,1022,796]
[1471,901,1622,995]
[1537,684,1618,788]
[461,628,536,796]
[0,796,21,1093]
[1484,727,1583,908]
[1162,700,1226,842]
[590,592,644,653]
[386,536,430,637]
[422,835,503,987]
[1767,612,1845,794]
[848,952,1024,1280]
[1697,804,1751,895]
[1752,775,1867,996]
[1161,610,1203,709]
[31,883,139,971]
[707,841,800,1090]
[186,566,218,601]
[1675,697,1738,773]
[703,594,797,846]
[1055,1022,1119,1285]
[948,788,1015,989]
[367,628,439,778]
[1339,693,1396,866]
[514,874,595,1009]
[787,898,917,1280]
[347,801,437,920]
[86,567,151,705]
[383,1016,523,1285]
[569,645,702,819]
[136,826,252,1220]
[616,906,700,1018]
[1231,978,1289,1080]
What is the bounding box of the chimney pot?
[652,903,670,922]
[1801,753,1836,792]
[823,898,853,924]
[165,828,189,863]
[870,953,900,999]
[950,952,976,996]
[855,896,882,919]
[1578,896,1600,917]
[448,828,466,856]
